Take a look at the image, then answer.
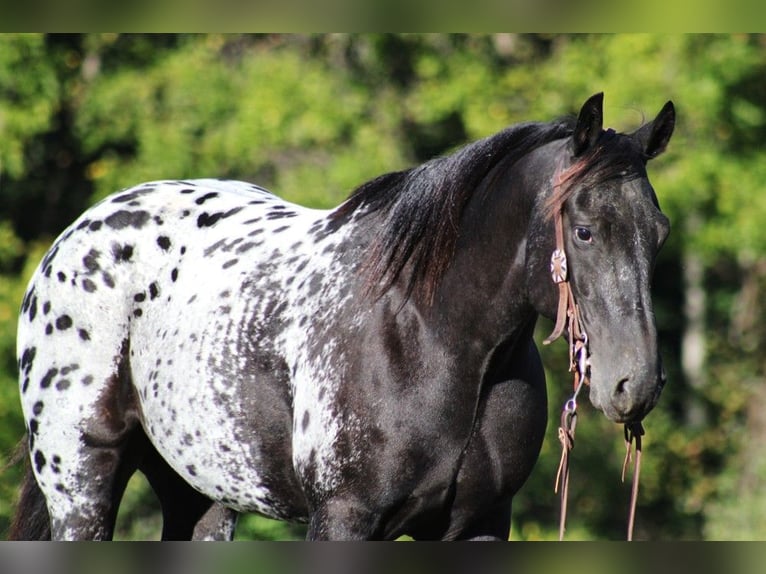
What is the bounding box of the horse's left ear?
[633,101,675,160]
[572,92,604,156]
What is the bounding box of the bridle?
[542,201,644,542]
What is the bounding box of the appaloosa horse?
[10,93,674,540]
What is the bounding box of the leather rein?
[542,205,644,542]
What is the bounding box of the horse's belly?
[138,374,306,518]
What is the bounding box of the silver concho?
[550,248,568,284]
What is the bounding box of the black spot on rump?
[196,207,244,228]
[83,249,101,273]
[235,242,258,254]
[111,242,134,263]
[157,236,171,251]
[266,210,298,220]
[89,221,103,232]
[104,210,150,230]
[171,268,178,282]
[149,282,159,299]
[21,287,35,314]
[82,278,97,292]
[197,212,222,228]
[111,188,155,203]
[20,347,37,374]
[195,192,219,205]
[60,364,79,375]
[40,368,58,389]
[55,315,73,330]
[34,450,46,473]
[204,239,226,257]
[28,296,38,321]
[78,329,90,341]
[41,245,59,271]
[32,401,44,415]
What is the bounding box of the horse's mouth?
[588,377,664,424]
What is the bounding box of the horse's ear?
[572,92,604,156]
[633,100,675,160]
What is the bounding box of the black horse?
[11,93,674,540]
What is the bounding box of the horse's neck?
[426,159,541,350]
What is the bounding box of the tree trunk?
[681,213,707,428]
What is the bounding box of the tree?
[2,33,765,540]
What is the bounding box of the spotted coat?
[17,179,373,537]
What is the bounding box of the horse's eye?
[575,227,592,243]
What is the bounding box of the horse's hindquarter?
[19,179,354,522]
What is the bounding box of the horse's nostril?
[616,377,630,394]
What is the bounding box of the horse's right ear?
[572,92,604,156]
[632,100,676,160]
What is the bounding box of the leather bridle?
[542,201,644,542]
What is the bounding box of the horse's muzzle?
[589,359,666,424]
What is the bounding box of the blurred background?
[0,33,764,540]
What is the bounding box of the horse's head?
[528,93,675,423]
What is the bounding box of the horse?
[9,93,675,540]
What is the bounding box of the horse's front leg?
[450,502,512,541]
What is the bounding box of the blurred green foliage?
[1,33,765,540]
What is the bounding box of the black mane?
[333,119,575,303]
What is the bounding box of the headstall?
[543,202,644,542]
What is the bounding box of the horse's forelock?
[544,130,645,221]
